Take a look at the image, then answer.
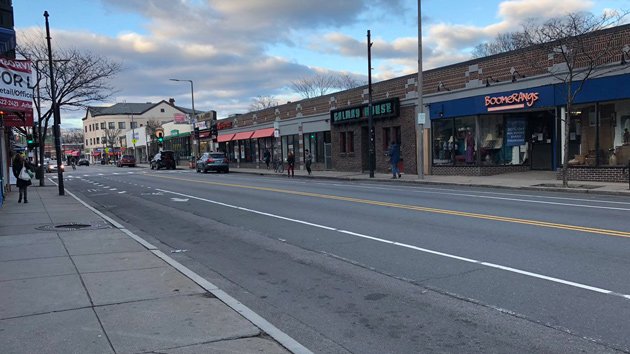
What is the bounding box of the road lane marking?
[155,187,630,301]
[151,175,630,239]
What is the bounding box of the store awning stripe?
[233,131,254,140]
[251,128,275,139]
[217,133,235,142]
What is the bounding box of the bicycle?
[272,159,284,173]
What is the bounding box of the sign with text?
[506,116,527,146]
[174,113,186,123]
[485,91,539,112]
[0,58,34,126]
[330,98,400,124]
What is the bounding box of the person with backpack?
[305,149,313,175]
[287,150,295,177]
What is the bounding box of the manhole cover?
[35,221,112,232]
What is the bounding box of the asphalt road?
[57,165,630,353]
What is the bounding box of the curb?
[227,169,630,197]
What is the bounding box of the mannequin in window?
[465,130,475,164]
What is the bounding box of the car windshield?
[122,155,134,159]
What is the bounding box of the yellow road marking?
[151,174,630,239]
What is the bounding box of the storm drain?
[35,221,112,232]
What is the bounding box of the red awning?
[92,151,101,156]
[199,131,210,138]
[71,150,80,157]
[251,128,275,139]
[217,133,234,143]
[232,131,254,140]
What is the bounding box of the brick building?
[215,24,630,182]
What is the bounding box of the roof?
[85,100,202,119]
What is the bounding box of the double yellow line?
[152,175,630,239]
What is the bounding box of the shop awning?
[233,131,254,140]
[199,131,210,138]
[251,128,275,139]
[217,133,235,142]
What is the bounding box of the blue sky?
[13,0,627,128]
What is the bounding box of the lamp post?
[169,78,198,159]
[416,0,425,179]
[367,30,375,178]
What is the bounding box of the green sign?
[330,98,399,124]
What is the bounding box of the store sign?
[217,120,233,130]
[485,92,539,112]
[330,98,400,124]
[0,59,34,126]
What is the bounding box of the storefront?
[427,72,630,181]
[162,132,192,164]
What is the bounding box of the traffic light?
[210,123,217,137]
[156,129,164,145]
[27,134,37,149]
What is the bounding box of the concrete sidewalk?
[0,184,308,354]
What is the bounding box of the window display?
[454,116,476,165]
[431,119,454,165]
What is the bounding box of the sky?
[13,0,627,128]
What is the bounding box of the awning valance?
[199,131,210,138]
[251,128,275,139]
[217,134,234,143]
[233,131,254,140]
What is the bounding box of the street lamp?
[169,78,198,159]
[416,0,424,179]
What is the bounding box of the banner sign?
[174,113,186,123]
[330,98,399,124]
[0,59,34,126]
[506,116,527,146]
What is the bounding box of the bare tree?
[17,29,121,185]
[249,95,279,111]
[61,128,84,145]
[471,32,527,58]
[517,11,628,187]
[336,73,365,90]
[144,119,162,157]
[291,73,338,99]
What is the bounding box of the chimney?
[169,98,175,105]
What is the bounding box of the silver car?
[196,152,229,173]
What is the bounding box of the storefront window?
[432,119,454,165]
[568,105,596,166]
[454,116,477,165]
[599,103,617,166]
[478,115,505,165]
[613,100,630,166]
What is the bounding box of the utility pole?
[416,0,425,179]
[367,30,375,178]
[44,11,64,195]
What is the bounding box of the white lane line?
[340,184,630,211]
[155,187,630,301]
[118,191,127,194]
[110,188,117,191]
[351,183,630,206]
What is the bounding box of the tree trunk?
[562,84,572,188]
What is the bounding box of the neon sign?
[485,92,539,112]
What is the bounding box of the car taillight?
[207,158,214,163]
[223,158,228,163]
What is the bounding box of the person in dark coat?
[388,141,401,179]
[12,153,34,203]
[287,150,295,177]
[263,149,271,169]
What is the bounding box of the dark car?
[151,150,176,170]
[117,155,136,167]
[196,152,229,173]
[78,158,90,166]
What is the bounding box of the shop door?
[361,126,369,171]
[324,143,332,169]
[530,111,554,170]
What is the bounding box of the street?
[56,164,630,353]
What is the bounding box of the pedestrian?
[12,153,34,203]
[263,149,271,169]
[287,150,295,177]
[304,149,312,175]
[388,141,401,179]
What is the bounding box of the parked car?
[78,158,90,166]
[117,155,136,167]
[151,150,176,170]
[46,159,65,173]
[196,152,229,173]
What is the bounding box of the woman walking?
[304,149,312,175]
[287,150,295,177]
[12,153,34,203]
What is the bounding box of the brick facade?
[217,24,630,182]
[557,167,629,183]
[433,165,532,176]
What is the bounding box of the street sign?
[132,139,137,144]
